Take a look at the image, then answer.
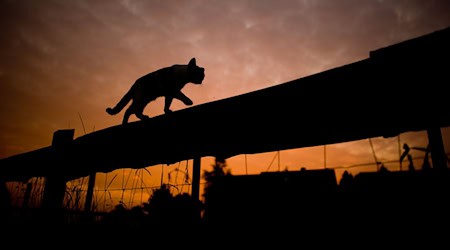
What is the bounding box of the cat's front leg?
[164,96,174,114]
[174,92,193,106]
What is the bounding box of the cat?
[106,58,205,124]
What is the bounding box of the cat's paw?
[185,100,193,106]
[138,115,150,121]
[164,109,173,114]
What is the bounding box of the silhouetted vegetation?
[98,184,202,229]
[201,157,232,225]
[0,180,11,224]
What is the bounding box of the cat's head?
[187,58,205,84]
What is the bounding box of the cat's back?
[137,64,187,82]
[136,66,171,83]
[133,65,188,95]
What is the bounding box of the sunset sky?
[1,0,450,207]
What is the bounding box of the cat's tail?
[106,88,133,115]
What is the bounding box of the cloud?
[2,0,450,212]
[0,0,449,161]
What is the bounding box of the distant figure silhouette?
[400,143,410,163]
[106,58,205,124]
[407,154,415,171]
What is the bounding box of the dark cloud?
[0,0,449,162]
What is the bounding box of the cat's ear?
[188,58,197,67]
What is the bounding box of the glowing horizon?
[1,0,450,211]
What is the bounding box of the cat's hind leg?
[135,105,150,121]
[122,102,137,124]
[136,112,150,121]
[122,108,133,125]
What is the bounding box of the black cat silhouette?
[106,58,205,124]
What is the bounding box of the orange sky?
[1,0,450,208]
